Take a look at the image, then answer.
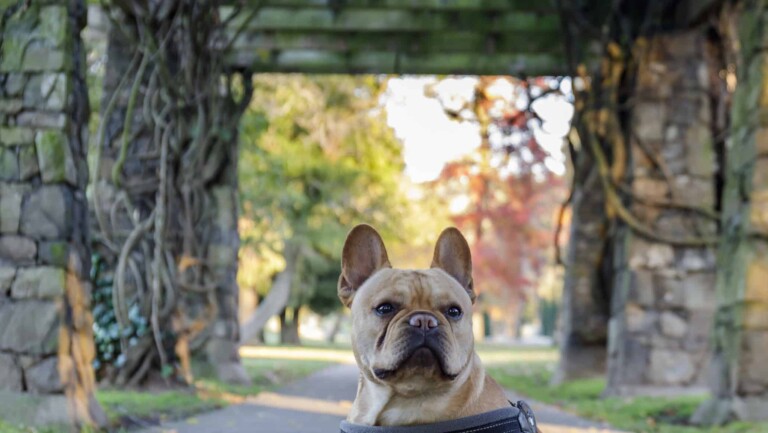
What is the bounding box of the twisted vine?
[555,1,723,253]
[93,1,254,385]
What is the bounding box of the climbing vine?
[90,1,253,385]
[555,0,726,249]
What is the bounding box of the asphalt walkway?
[138,364,627,433]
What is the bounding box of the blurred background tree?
[237,75,413,344]
[235,74,569,345]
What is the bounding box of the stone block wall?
[605,31,719,396]
[0,0,104,426]
[694,2,768,423]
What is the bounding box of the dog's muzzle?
[374,327,453,379]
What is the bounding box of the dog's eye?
[446,306,463,319]
[374,303,395,316]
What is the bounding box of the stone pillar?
[0,0,105,427]
[605,31,718,396]
[693,2,768,423]
[93,6,249,385]
[552,163,611,384]
[201,180,248,383]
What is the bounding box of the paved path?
[138,364,627,433]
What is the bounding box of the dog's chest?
[376,395,460,426]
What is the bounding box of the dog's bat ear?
[338,224,391,307]
[431,227,475,303]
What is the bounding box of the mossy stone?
[39,6,69,48]
[18,144,39,180]
[0,148,19,181]
[35,130,77,185]
[20,185,73,240]
[0,99,23,114]
[0,127,35,146]
[38,241,69,267]
[3,74,26,96]
[11,266,66,299]
[0,37,28,72]
[22,47,67,72]
[41,73,68,111]
[0,183,28,233]
[0,301,59,354]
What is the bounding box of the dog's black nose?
[408,313,439,330]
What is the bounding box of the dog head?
[338,224,476,395]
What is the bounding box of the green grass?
[0,421,102,433]
[95,356,333,428]
[487,360,768,433]
[196,358,334,396]
[0,351,333,433]
[96,388,225,426]
[0,421,60,433]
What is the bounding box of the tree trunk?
[280,307,301,345]
[693,2,768,423]
[240,242,301,343]
[326,312,344,344]
[483,312,492,338]
[253,327,266,344]
[513,301,526,339]
[278,308,288,343]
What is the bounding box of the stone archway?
[2,0,768,428]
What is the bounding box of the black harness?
[340,400,538,433]
[512,400,538,433]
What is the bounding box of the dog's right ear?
[338,224,391,307]
[431,227,475,303]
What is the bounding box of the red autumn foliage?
[427,76,568,307]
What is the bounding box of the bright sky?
[382,76,574,183]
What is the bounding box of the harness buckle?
[514,400,537,433]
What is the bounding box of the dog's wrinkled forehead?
[338,224,476,308]
[353,268,472,311]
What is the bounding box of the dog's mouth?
[372,333,458,381]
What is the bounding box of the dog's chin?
[404,346,438,368]
[372,346,458,382]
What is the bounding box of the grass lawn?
[195,357,336,397]
[96,389,224,429]
[0,421,60,433]
[0,347,334,433]
[99,355,335,429]
[481,344,768,433]
[5,344,768,433]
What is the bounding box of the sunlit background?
[233,74,573,348]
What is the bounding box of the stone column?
[93,6,249,385]
[0,0,105,427]
[552,163,611,384]
[201,180,247,383]
[693,2,768,423]
[605,31,719,396]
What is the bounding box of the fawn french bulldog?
[338,225,540,432]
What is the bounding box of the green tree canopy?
[238,74,411,339]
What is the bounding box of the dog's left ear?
[431,227,475,303]
[338,224,392,307]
